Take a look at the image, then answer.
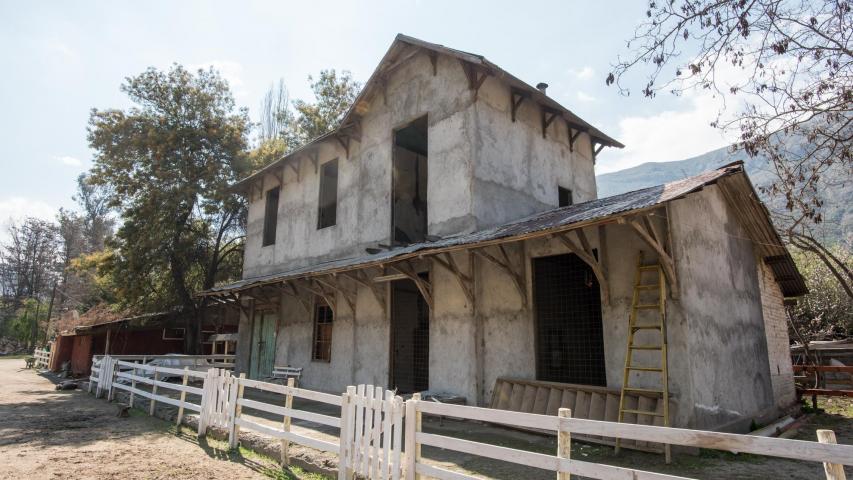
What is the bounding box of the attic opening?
[392,115,428,244]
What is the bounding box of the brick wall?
[758,259,797,409]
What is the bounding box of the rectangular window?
[558,186,573,207]
[262,187,280,246]
[317,159,338,229]
[312,303,334,362]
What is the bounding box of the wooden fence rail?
[85,355,852,480]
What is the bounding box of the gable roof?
[202,162,807,298]
[232,34,623,193]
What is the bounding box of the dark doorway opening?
[392,115,428,244]
[390,276,430,393]
[533,253,606,386]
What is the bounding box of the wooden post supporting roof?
[623,213,679,298]
[473,245,527,308]
[431,252,474,304]
[388,261,433,309]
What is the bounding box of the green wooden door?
[249,310,277,379]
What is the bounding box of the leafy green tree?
[286,70,360,149]
[791,247,853,340]
[87,64,250,352]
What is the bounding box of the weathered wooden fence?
[32,347,50,369]
[87,355,853,480]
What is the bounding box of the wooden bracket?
[431,252,474,305]
[556,229,610,305]
[286,161,299,183]
[273,169,284,188]
[591,139,606,162]
[389,261,433,309]
[302,279,337,316]
[308,150,319,174]
[567,121,586,153]
[315,275,357,315]
[628,214,679,298]
[339,115,363,142]
[336,135,351,159]
[541,106,560,139]
[428,51,438,76]
[281,281,311,314]
[510,87,530,122]
[342,269,387,314]
[458,60,489,102]
[473,245,527,308]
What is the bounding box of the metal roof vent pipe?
[536,82,548,95]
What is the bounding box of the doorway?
[249,309,277,379]
[392,115,428,244]
[533,253,606,386]
[390,277,430,393]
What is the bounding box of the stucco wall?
[243,50,599,278]
[670,185,776,430]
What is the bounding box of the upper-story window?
[318,159,338,229]
[262,186,280,246]
[393,115,428,244]
[558,186,573,207]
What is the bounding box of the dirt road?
[0,358,284,480]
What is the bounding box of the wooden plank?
[817,430,846,480]
[564,417,853,466]
[239,378,342,405]
[238,398,341,427]
[234,418,340,454]
[520,385,537,412]
[532,387,550,414]
[573,391,590,419]
[622,395,638,424]
[545,388,563,416]
[417,401,558,431]
[604,393,620,422]
[588,392,606,420]
[415,464,477,480]
[508,384,525,411]
[560,390,576,411]
[391,396,404,480]
[381,391,393,480]
[494,380,513,410]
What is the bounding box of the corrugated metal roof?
[202,162,787,296]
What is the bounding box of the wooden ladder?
[616,252,671,462]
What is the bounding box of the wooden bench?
[268,365,303,385]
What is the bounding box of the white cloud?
[54,155,82,167]
[576,91,596,103]
[0,197,57,243]
[596,93,737,174]
[569,66,595,80]
[191,60,247,97]
[43,40,80,63]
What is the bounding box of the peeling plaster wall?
[670,185,776,430]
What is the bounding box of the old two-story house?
[199,35,805,438]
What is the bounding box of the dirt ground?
[0,358,298,480]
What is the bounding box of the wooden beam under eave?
[472,246,528,308]
[556,231,611,306]
[431,252,474,305]
[388,262,433,309]
[628,217,679,298]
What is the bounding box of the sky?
[0,0,735,236]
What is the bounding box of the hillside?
[596,144,851,244]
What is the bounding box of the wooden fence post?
[149,368,159,416]
[338,385,355,480]
[404,393,421,480]
[107,357,118,401]
[557,408,572,480]
[176,367,189,426]
[198,369,211,437]
[129,362,137,408]
[282,377,295,465]
[817,430,847,480]
[228,373,245,449]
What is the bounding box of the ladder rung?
[639,265,661,271]
[634,304,662,309]
[623,387,664,394]
[635,284,659,290]
[632,325,662,330]
[620,408,665,417]
[629,345,662,350]
[626,367,663,372]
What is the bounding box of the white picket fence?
[32,348,50,369]
[87,355,853,480]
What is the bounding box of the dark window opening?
[393,116,428,244]
[262,187,280,246]
[312,303,334,362]
[558,186,573,207]
[318,159,338,229]
[390,275,430,393]
[533,254,606,386]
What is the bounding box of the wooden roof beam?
[431,252,474,305]
[624,215,679,298]
[510,87,530,122]
[540,106,560,139]
[555,230,610,305]
[473,245,527,308]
